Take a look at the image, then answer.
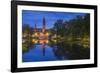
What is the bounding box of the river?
[22,42,90,62]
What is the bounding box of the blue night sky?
[22,10,86,29]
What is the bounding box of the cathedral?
[32,17,49,44]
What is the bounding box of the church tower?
[42,17,46,33]
[34,23,37,32]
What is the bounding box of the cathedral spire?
[34,23,37,32]
[42,17,46,33]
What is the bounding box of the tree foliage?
[53,14,90,40]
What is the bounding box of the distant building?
[32,17,49,44]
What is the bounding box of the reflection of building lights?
[39,40,49,44]
[40,40,44,44]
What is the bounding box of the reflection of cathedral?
[32,17,49,44]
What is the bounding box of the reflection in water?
[54,42,90,60]
[22,42,90,62]
[22,44,58,62]
[42,42,46,56]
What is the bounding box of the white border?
[17,5,94,68]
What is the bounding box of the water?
[23,44,60,62]
[22,43,90,62]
